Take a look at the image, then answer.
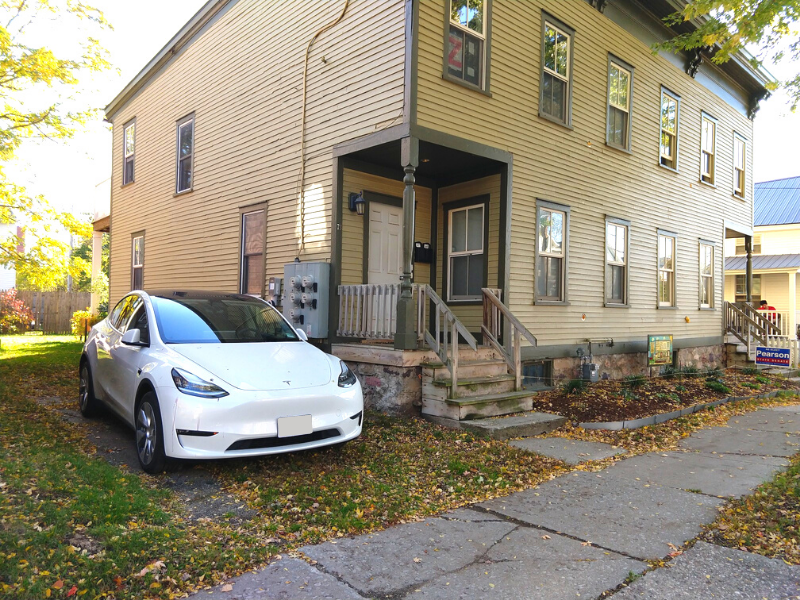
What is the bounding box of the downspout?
[298,0,350,253]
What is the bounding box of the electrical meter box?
[581,363,599,383]
[268,277,282,307]
[282,262,329,339]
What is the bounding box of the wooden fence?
[3,291,91,334]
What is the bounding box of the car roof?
[144,290,262,302]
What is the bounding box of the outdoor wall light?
[348,191,365,216]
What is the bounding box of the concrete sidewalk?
[193,406,800,600]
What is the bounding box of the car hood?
[169,342,333,391]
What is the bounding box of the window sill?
[446,299,483,306]
[605,141,632,155]
[538,112,573,131]
[732,193,746,201]
[122,181,135,188]
[657,305,678,310]
[604,302,629,308]
[174,189,194,198]
[699,306,717,311]
[658,163,679,174]
[535,299,570,306]
[441,73,492,97]
[699,179,716,189]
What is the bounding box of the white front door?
[368,202,403,285]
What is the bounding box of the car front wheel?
[78,363,101,418]
[136,391,168,474]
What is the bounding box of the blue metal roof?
[725,253,800,271]
[755,176,800,226]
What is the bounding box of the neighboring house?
[724,176,800,338]
[105,0,772,416]
[0,223,23,290]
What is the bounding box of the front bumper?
[159,383,363,459]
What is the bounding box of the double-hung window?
[700,113,716,185]
[657,232,676,307]
[540,17,573,126]
[660,89,679,169]
[176,114,195,194]
[607,57,633,150]
[536,203,568,302]
[699,242,714,308]
[446,0,488,90]
[123,120,135,185]
[241,209,266,296]
[733,134,746,198]
[131,235,144,290]
[447,203,485,301]
[605,220,628,306]
[735,274,761,303]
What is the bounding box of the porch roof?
[725,254,800,272]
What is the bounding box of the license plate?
[277,415,312,438]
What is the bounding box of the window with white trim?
[447,0,487,89]
[536,206,566,302]
[540,20,572,124]
[660,90,678,169]
[699,243,714,308]
[658,233,676,307]
[241,210,265,296]
[131,235,144,290]
[123,120,135,185]
[733,134,746,198]
[607,59,632,150]
[176,115,194,193]
[701,114,716,184]
[606,221,628,305]
[448,204,485,301]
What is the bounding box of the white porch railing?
[760,310,796,339]
[337,284,424,341]
[766,336,800,368]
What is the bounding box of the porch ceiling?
[347,139,504,185]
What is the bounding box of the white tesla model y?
[79,291,363,473]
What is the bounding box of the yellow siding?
[108,0,406,304]
[340,169,432,286]
[757,226,800,255]
[435,175,501,331]
[416,0,753,346]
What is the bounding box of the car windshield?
[150,295,299,344]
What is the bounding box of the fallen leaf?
[220,584,233,592]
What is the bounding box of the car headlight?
[171,368,229,398]
[338,361,357,388]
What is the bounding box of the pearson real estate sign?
[755,346,791,367]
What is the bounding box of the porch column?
[789,272,797,339]
[745,235,753,304]
[394,136,418,350]
[90,231,104,315]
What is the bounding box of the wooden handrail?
[418,284,477,395]
[481,288,537,391]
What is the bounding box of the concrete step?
[422,390,535,421]
[422,359,509,381]
[460,412,567,440]
[423,374,516,400]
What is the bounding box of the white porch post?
[394,136,419,350]
[90,231,104,315]
[789,272,797,339]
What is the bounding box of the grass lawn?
[0,335,566,599]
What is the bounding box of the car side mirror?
[121,328,143,346]
[296,329,308,342]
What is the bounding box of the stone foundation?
[552,345,724,383]
[348,362,421,417]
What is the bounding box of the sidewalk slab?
[509,438,626,465]
[614,542,800,599]
[479,470,723,560]
[607,451,788,498]
[461,412,567,440]
[678,427,800,457]
[300,516,516,597]
[407,528,646,600]
[198,558,364,600]
[726,410,800,435]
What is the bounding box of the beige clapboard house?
[106,0,772,418]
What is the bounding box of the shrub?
[623,374,647,389]
[70,309,102,336]
[742,367,759,376]
[705,367,724,379]
[675,384,687,392]
[681,366,700,378]
[562,378,586,395]
[705,380,731,394]
[755,375,770,385]
[0,289,33,334]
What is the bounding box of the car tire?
[135,391,168,474]
[78,362,101,418]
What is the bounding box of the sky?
[6,1,800,219]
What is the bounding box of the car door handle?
[137,368,142,376]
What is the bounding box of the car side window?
[129,305,150,345]
[109,298,127,330]
[112,295,141,333]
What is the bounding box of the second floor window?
[660,90,679,169]
[447,0,487,89]
[540,19,572,125]
[132,235,144,290]
[607,58,632,150]
[734,135,746,198]
[176,115,194,194]
[658,233,676,307]
[701,113,716,185]
[123,121,135,185]
[536,205,567,302]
